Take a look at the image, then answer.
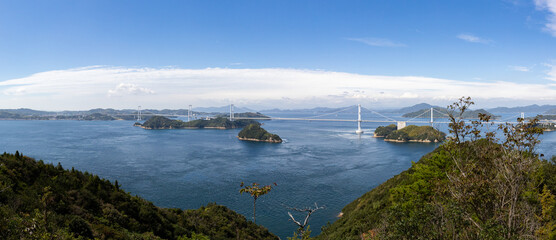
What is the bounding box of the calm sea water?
[1,112,554,238]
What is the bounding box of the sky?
[0,0,555,110]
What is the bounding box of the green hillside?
[319,98,556,239]
[238,124,282,143]
[374,124,446,142]
[0,152,278,239]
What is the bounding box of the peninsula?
[139,116,259,129]
[374,124,446,142]
[237,124,282,143]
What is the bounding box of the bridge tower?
[188,105,192,122]
[356,104,364,134]
[230,104,234,121]
[430,107,434,127]
[137,106,142,121]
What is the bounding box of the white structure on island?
[430,107,434,127]
[356,104,364,134]
[188,105,192,122]
[397,121,406,130]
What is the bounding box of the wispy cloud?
[346,37,407,47]
[457,33,492,44]
[0,66,554,110]
[534,0,556,36]
[509,65,532,72]
[108,83,155,97]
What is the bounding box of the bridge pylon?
[356,104,364,134]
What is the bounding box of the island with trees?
[374,124,446,142]
[237,124,282,143]
[139,116,260,130]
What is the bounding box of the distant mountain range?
[388,103,556,115]
[193,106,255,113]
[1,103,555,121]
[487,104,556,114]
[393,103,441,114]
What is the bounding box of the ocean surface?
[1,111,554,238]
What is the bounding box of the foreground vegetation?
[0,152,278,239]
[374,124,446,142]
[238,124,282,143]
[319,97,556,239]
[140,116,259,130]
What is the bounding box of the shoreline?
[237,136,282,143]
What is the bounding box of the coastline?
[237,136,282,143]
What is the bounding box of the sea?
[1,111,554,239]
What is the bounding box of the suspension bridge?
[134,104,551,134]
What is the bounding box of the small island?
[237,124,282,143]
[374,124,446,143]
[138,116,260,129]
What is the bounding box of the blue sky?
[0,0,555,110]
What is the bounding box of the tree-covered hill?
[0,152,278,239]
[237,124,282,143]
[140,116,259,130]
[318,97,556,239]
[374,124,446,142]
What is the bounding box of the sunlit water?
[0,112,554,238]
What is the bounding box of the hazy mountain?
[260,106,349,113]
[392,103,441,114]
[488,104,556,113]
[546,108,556,115]
[193,106,255,113]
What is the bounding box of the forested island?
[0,152,277,239]
[402,107,497,119]
[374,124,446,142]
[139,116,259,130]
[237,124,282,143]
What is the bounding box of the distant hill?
[193,106,255,113]
[394,103,441,114]
[545,108,556,115]
[0,152,277,239]
[488,104,556,113]
[402,107,497,119]
[215,112,271,119]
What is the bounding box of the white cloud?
[534,0,556,36]
[346,37,407,47]
[0,66,554,110]
[457,33,492,44]
[509,65,531,72]
[108,83,154,97]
